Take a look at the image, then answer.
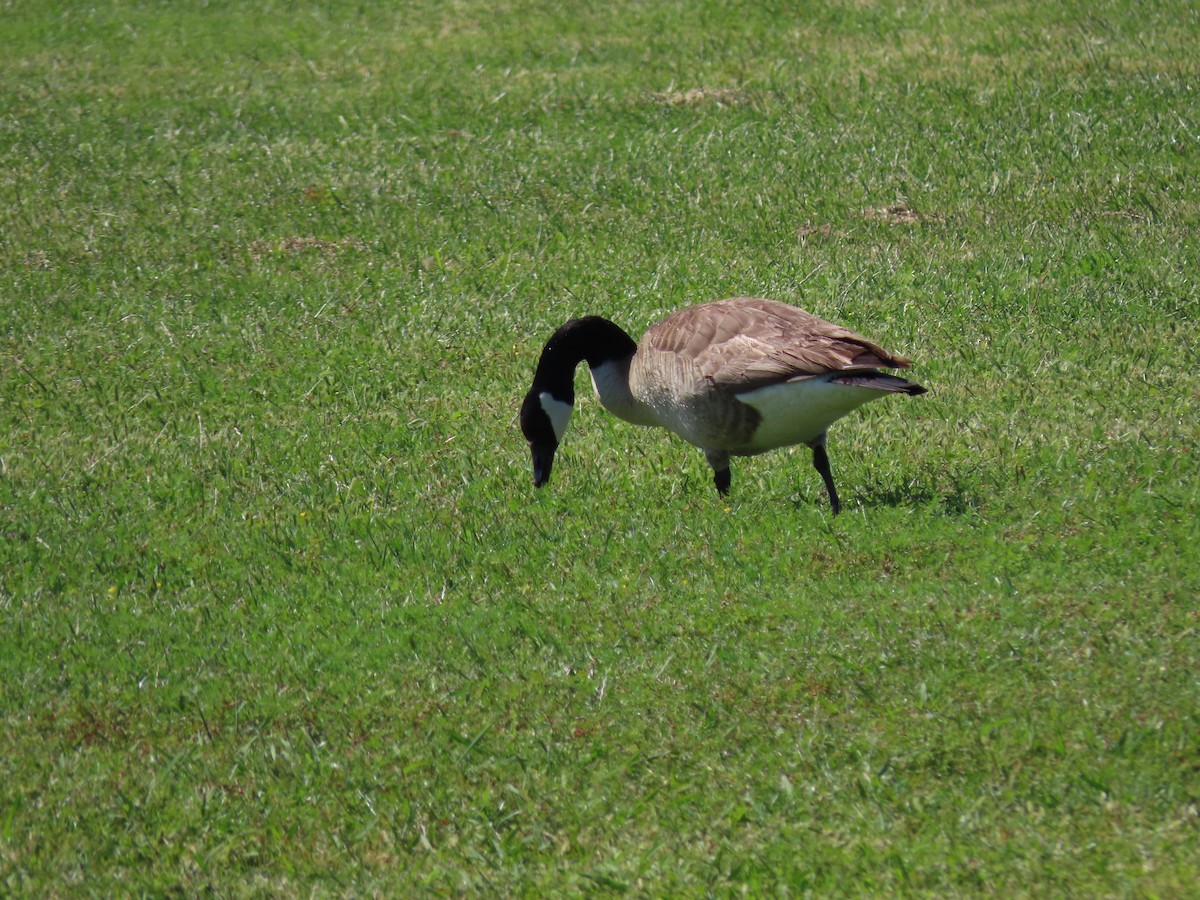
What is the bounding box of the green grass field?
[3,0,1198,893]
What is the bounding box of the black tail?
[831,372,927,395]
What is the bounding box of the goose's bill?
[529,442,556,487]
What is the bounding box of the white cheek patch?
[539,392,573,443]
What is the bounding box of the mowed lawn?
[2,0,1198,893]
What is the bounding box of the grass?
[2,0,1198,893]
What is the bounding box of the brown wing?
[641,297,913,393]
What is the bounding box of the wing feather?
[641,297,912,395]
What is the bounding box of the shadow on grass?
[790,479,980,516]
[859,479,979,516]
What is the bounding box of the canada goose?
[519,296,926,513]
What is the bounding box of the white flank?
[539,392,574,443]
[737,376,882,451]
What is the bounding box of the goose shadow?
[790,478,979,517]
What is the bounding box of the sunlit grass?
[1,0,1198,893]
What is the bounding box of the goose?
[519,296,926,514]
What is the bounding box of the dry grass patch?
[863,202,945,225]
[247,236,366,263]
[797,223,841,243]
[651,87,746,107]
[21,249,53,269]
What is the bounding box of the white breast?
[590,360,660,427]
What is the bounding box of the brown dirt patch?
[862,202,944,225]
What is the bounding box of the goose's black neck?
[531,316,637,402]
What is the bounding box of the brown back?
[640,297,912,393]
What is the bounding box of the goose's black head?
[520,315,637,489]
[520,388,571,487]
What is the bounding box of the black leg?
[713,467,731,495]
[811,440,841,515]
[704,449,731,496]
